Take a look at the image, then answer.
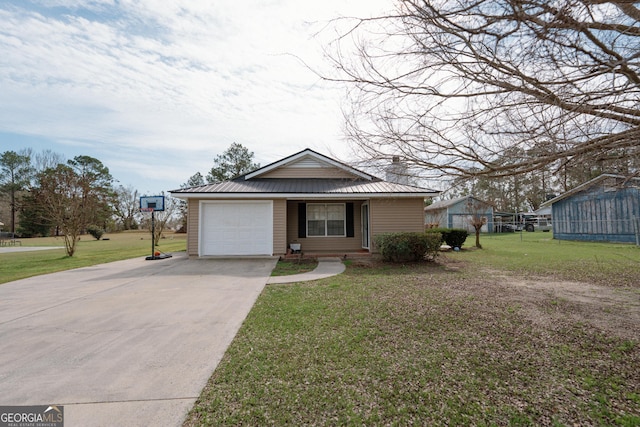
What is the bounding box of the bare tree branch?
[322,0,640,180]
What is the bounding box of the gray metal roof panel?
[425,195,493,211]
[171,179,439,195]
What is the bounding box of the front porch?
[280,249,373,261]
[285,200,371,256]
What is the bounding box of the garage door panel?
[200,201,273,256]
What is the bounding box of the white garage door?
[200,201,273,256]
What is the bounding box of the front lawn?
[184,236,640,426]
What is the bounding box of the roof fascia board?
[244,149,374,181]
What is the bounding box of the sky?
[0,0,393,195]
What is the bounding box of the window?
[307,203,345,237]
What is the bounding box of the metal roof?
[171,178,439,199]
[540,173,640,207]
[425,195,493,211]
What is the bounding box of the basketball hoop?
[139,196,171,261]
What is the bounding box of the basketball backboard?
[139,195,165,212]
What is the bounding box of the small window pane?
[327,204,344,220]
[308,220,325,236]
[307,205,325,220]
[327,220,345,236]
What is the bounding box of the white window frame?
[307,203,346,237]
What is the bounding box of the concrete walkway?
[267,257,345,284]
[0,253,277,427]
[0,246,64,253]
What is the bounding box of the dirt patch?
[485,269,640,342]
[350,255,640,342]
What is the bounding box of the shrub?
[87,225,105,241]
[426,227,450,243]
[374,232,442,262]
[444,228,468,249]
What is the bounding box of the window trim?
[306,203,346,237]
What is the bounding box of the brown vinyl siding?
[187,198,199,256]
[370,198,425,252]
[186,196,426,256]
[287,200,363,253]
[260,167,356,179]
[273,199,287,255]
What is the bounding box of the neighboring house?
[170,149,440,257]
[541,174,640,243]
[533,205,552,218]
[424,196,494,233]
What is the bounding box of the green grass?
[184,235,640,427]
[270,259,318,276]
[0,231,186,284]
[461,231,640,287]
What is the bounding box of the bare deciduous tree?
[466,199,489,249]
[325,0,640,180]
[141,193,179,247]
[113,185,139,230]
[31,149,66,174]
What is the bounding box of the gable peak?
[244,148,375,180]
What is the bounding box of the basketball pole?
[141,195,172,261]
[151,210,155,259]
[144,208,172,260]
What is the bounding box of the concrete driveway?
[0,253,277,426]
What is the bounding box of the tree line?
[0,149,179,256]
[0,143,261,257]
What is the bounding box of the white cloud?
[0,0,393,192]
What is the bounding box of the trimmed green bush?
[375,232,442,262]
[427,227,469,249]
[87,225,105,241]
[426,227,450,243]
[445,228,468,249]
